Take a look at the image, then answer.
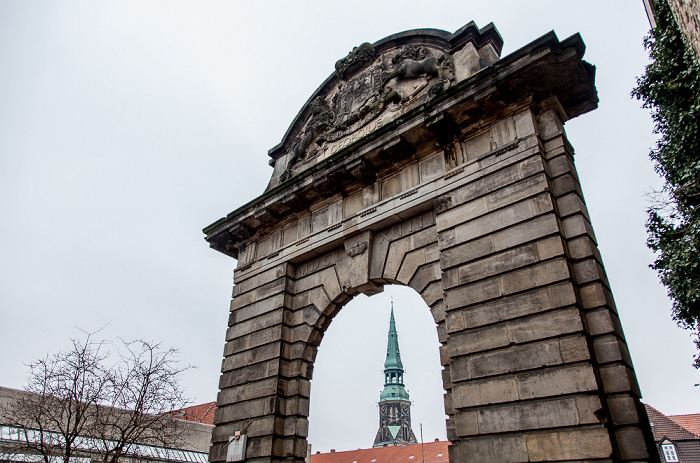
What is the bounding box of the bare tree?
[92,340,191,463]
[0,336,191,463]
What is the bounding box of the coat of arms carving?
[280,44,453,179]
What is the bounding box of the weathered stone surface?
[449,193,554,242]
[448,307,583,357]
[526,428,613,461]
[452,364,598,409]
[452,435,528,463]
[203,23,655,463]
[445,236,565,290]
[476,397,589,434]
[226,308,285,339]
[445,282,576,332]
[599,364,641,395]
[616,427,650,459]
[219,359,281,389]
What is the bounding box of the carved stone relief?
[281,44,456,179]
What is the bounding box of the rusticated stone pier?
[204,21,658,463]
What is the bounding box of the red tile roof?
[646,404,700,441]
[172,402,217,425]
[670,413,700,437]
[310,441,449,463]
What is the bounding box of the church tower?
[373,306,418,447]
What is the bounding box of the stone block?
[226,308,285,340]
[486,173,549,213]
[219,359,281,389]
[559,335,591,363]
[526,428,613,461]
[430,299,446,324]
[567,236,602,262]
[537,110,564,141]
[409,261,441,294]
[562,214,597,241]
[493,213,559,254]
[216,377,280,407]
[452,41,481,81]
[450,193,554,242]
[444,276,502,308]
[234,263,292,295]
[547,152,575,178]
[449,356,470,383]
[230,276,288,311]
[232,293,288,324]
[420,280,444,307]
[518,363,598,400]
[437,196,489,231]
[556,192,590,221]
[448,324,509,357]
[218,396,279,424]
[443,390,454,415]
[284,377,311,398]
[439,344,450,366]
[593,334,628,364]
[245,435,274,459]
[449,307,583,356]
[543,135,565,153]
[292,287,331,314]
[506,307,584,344]
[468,338,563,378]
[446,242,539,286]
[454,409,479,436]
[607,394,642,426]
[437,320,448,343]
[222,342,284,373]
[499,258,570,295]
[573,258,607,285]
[615,427,650,459]
[575,395,603,425]
[288,341,316,362]
[295,267,342,299]
[455,434,529,463]
[446,281,575,331]
[397,243,438,284]
[289,305,323,329]
[439,235,495,270]
[547,280,578,306]
[342,230,373,289]
[224,325,284,356]
[478,397,582,433]
[536,235,565,260]
[599,364,641,395]
[211,415,275,441]
[513,109,537,138]
[579,283,614,310]
[452,375,518,408]
[445,417,457,443]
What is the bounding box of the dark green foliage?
[633,0,700,365]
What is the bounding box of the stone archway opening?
[308,285,447,452]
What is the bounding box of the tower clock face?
[401,403,410,415]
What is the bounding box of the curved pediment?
[265,21,503,191]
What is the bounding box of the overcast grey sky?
[1,0,697,453]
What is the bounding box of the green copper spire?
[384,307,404,370]
[379,303,410,402]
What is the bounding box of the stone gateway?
[204,21,658,463]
